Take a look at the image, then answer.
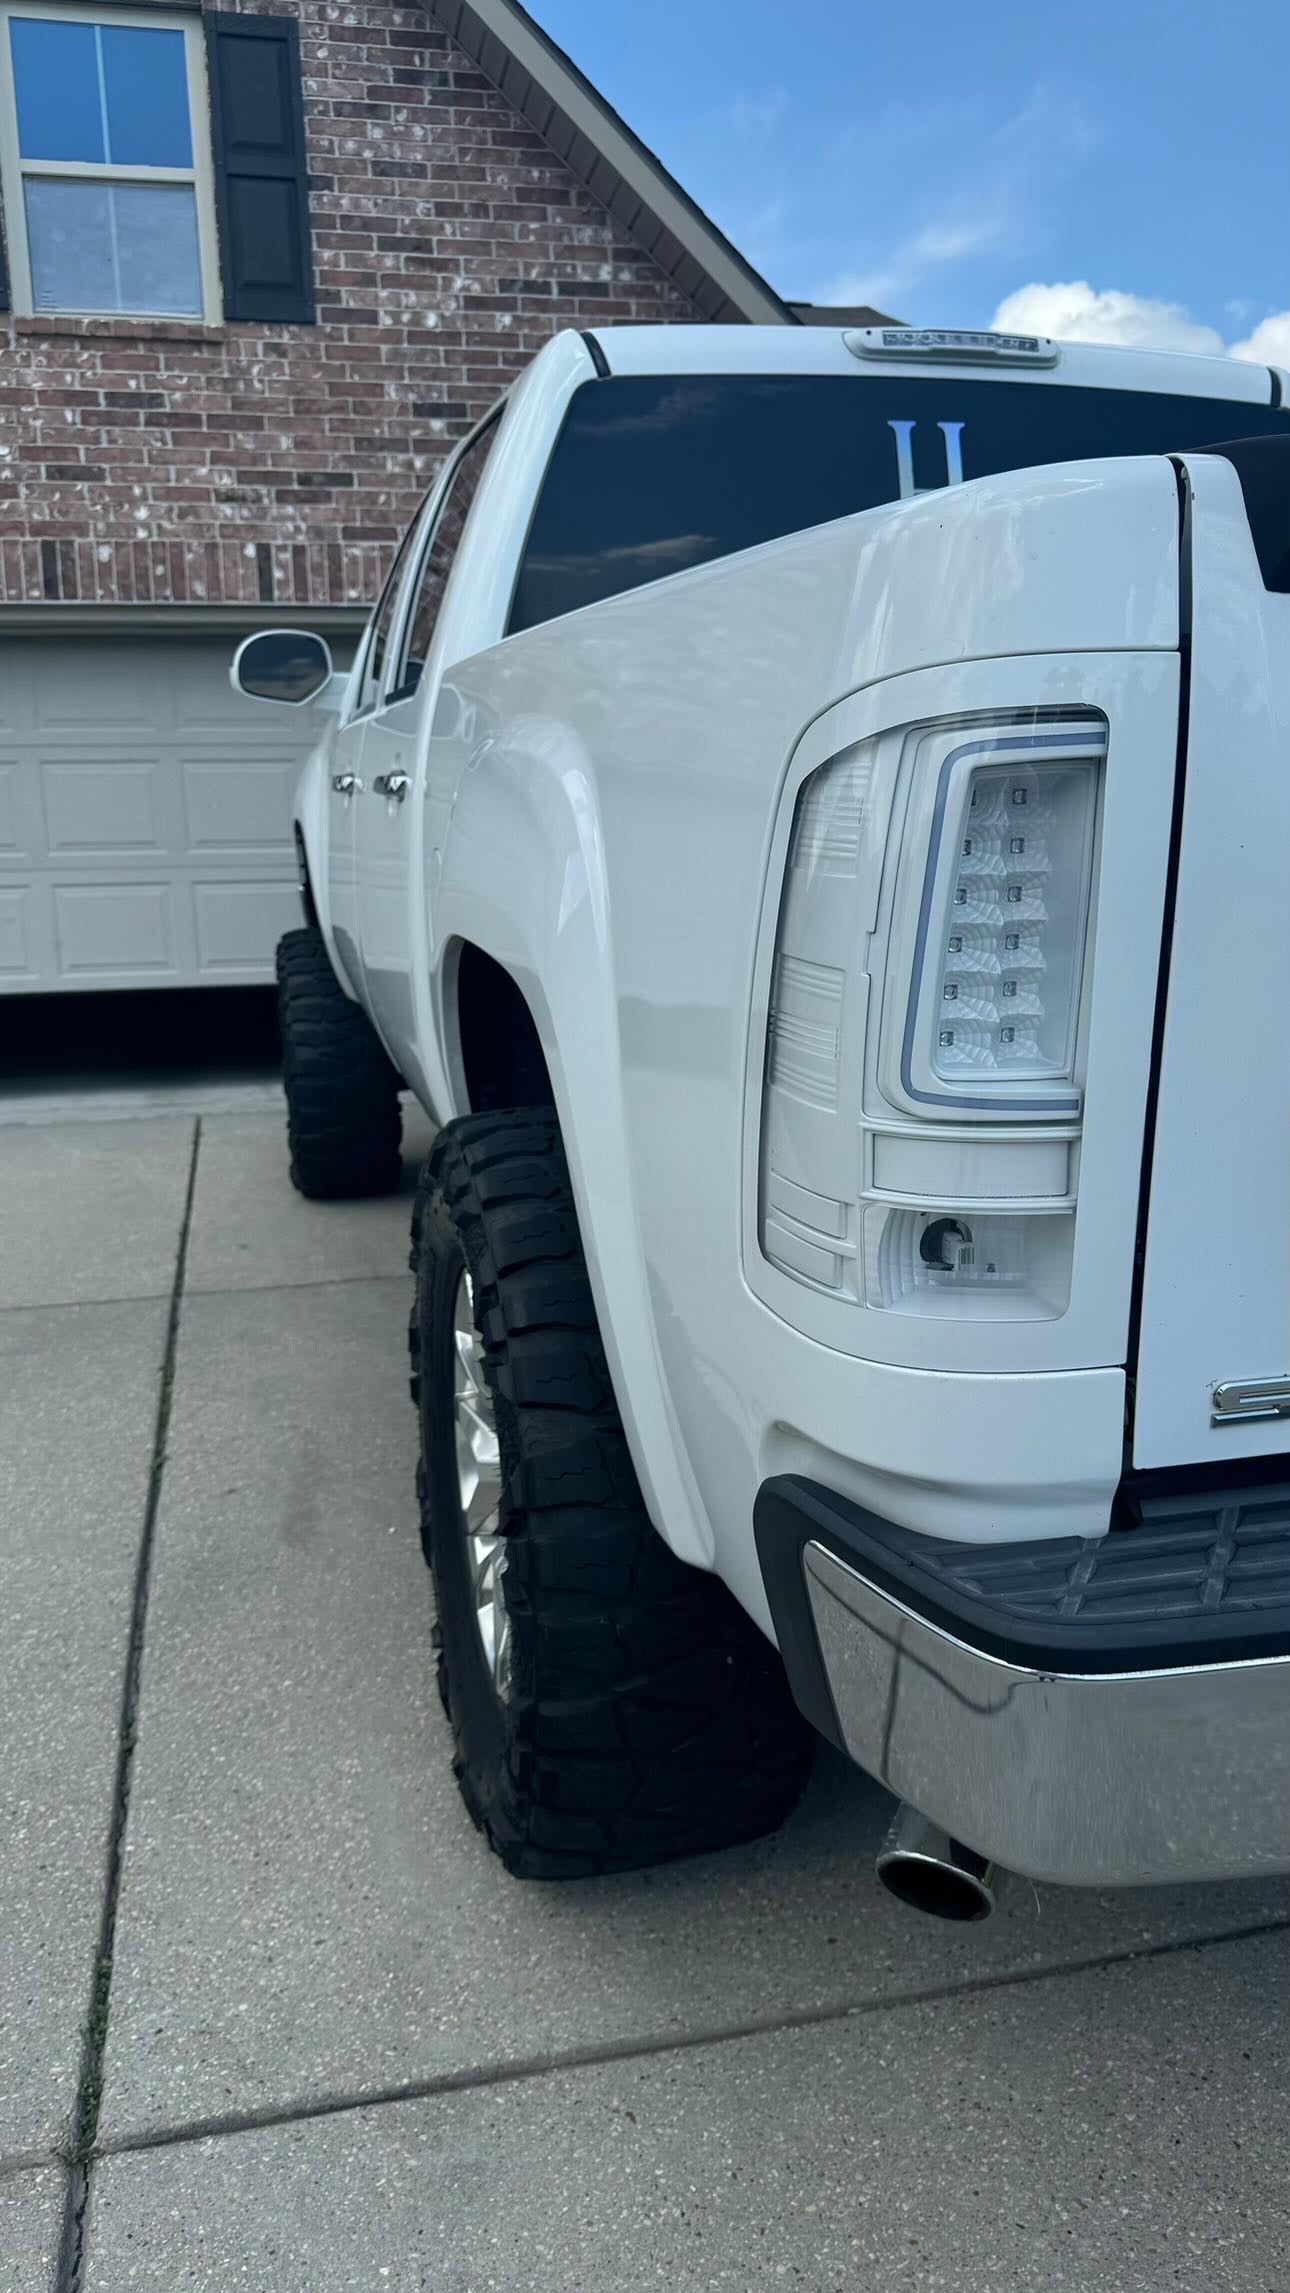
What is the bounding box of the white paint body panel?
[1133,456,1290,1466]
[293,321,1277,1013]
[592,324,1276,404]
[287,324,1284,1620]
[301,331,599,1084]
[425,457,1181,1603]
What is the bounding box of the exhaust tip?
[876,1808,996,1922]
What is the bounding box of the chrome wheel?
[452,1270,511,1695]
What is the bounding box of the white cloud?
[810,84,1103,313]
[821,215,1008,311]
[991,281,1224,354]
[1229,311,1290,367]
[990,281,1290,369]
[907,217,1007,266]
[817,269,902,309]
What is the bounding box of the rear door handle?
[373,770,410,802]
[331,771,360,796]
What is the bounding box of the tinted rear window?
[508,374,1290,633]
[1208,432,1290,591]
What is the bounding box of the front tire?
[409,1107,813,1879]
[276,926,402,1200]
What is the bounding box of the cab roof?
[585,324,1280,406]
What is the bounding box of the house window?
[0,2,221,319]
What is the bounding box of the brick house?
[0,0,832,992]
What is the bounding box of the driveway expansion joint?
[0,2149,64,2182]
[90,1908,1290,2166]
[54,1120,202,2293]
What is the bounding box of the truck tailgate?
[1133,450,1290,1466]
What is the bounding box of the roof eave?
[424,0,795,324]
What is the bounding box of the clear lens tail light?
[914,752,1098,1111]
[759,715,1103,1325]
[861,1205,1073,1320]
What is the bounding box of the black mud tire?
[276,926,402,1200]
[408,1106,814,1879]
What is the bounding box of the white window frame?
[0,0,222,321]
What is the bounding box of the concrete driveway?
[2,1078,1288,2291]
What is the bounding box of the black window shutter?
[206,13,316,324]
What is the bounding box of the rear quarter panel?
[427,458,1179,1586]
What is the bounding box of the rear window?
[508,374,1290,634]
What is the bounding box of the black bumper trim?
[755,1476,1290,1689]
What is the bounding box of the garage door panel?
[181,759,294,855]
[0,652,36,736]
[193,881,300,972]
[0,760,44,859]
[7,637,342,993]
[0,884,42,979]
[42,760,169,857]
[31,651,166,734]
[54,882,179,979]
[0,767,17,853]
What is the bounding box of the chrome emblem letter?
[1212,1377,1290,1426]
[888,419,966,501]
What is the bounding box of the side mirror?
[231,628,334,706]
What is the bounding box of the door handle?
[373,770,410,802]
[331,771,361,796]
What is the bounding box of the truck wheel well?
[293,824,319,928]
[456,943,554,1112]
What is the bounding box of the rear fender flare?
[432,715,715,1571]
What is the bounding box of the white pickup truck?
[234,323,1290,1917]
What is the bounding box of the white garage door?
[0,635,331,993]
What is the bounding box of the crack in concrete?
[53,1119,202,2293]
[0,1269,411,1319]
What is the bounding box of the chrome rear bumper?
[757,1477,1290,1889]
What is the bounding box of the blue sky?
[531,0,1290,361]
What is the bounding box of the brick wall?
[0,0,700,609]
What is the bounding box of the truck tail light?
[759,714,1103,1323]
[903,746,1100,1117]
[860,1205,1072,1318]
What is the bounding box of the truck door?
[327,520,422,997]
[1132,452,1290,1467]
[354,417,499,1083]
